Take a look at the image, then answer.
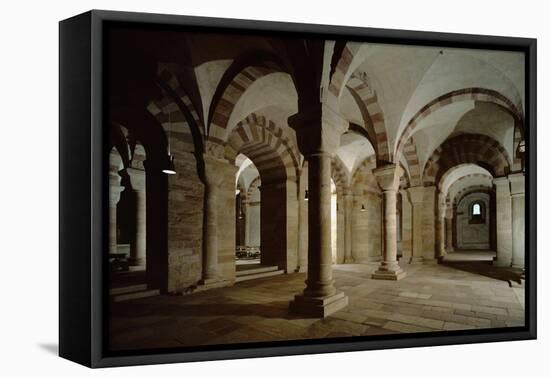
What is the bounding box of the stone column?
[200,154,226,286]
[343,190,354,263]
[288,104,349,317]
[297,167,308,272]
[436,195,446,259]
[509,173,525,269]
[109,184,124,254]
[127,168,146,266]
[372,164,406,280]
[407,186,424,264]
[399,189,412,262]
[109,150,124,255]
[494,177,513,267]
[445,206,454,253]
[422,185,437,261]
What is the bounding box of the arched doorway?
[235,156,262,271]
[226,117,300,280]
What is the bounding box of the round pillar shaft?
[109,205,118,254]
[379,190,400,270]
[410,202,423,263]
[343,192,353,263]
[297,192,308,272]
[511,193,525,268]
[129,190,146,265]
[203,184,219,281]
[304,152,336,297]
[445,216,454,252]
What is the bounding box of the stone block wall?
[351,192,382,262]
[166,149,204,293]
[456,193,490,249]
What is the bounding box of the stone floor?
[110,253,525,351]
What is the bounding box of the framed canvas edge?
[76,9,537,368]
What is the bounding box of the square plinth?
[409,257,424,264]
[289,291,349,318]
[198,278,231,290]
[372,269,407,280]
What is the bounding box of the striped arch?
[346,75,390,162]
[247,175,261,199]
[445,173,493,196]
[351,155,380,195]
[208,65,282,143]
[328,42,362,98]
[331,156,350,194]
[225,114,300,184]
[512,121,524,171]
[452,186,493,207]
[147,97,197,154]
[395,88,524,161]
[157,66,204,135]
[399,162,411,189]
[110,122,132,169]
[438,164,493,194]
[129,140,147,170]
[401,138,422,186]
[423,134,511,186]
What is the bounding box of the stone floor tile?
[110,262,525,351]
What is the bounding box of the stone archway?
[226,116,300,273]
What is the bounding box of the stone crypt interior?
[107,27,526,351]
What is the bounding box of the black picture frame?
[59,9,537,368]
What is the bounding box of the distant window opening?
[469,201,485,224]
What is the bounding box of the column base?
[295,266,308,273]
[372,270,407,280]
[493,258,512,268]
[128,258,145,267]
[128,265,146,272]
[289,291,348,318]
[409,256,424,264]
[398,255,411,262]
[372,261,406,280]
[344,257,355,264]
[512,262,525,269]
[198,277,228,290]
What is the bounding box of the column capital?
[127,167,146,191]
[508,172,525,196]
[437,192,447,212]
[109,157,124,205]
[109,185,124,206]
[373,164,404,192]
[288,102,348,156]
[445,206,453,219]
[203,154,234,186]
[407,186,424,204]
[204,139,226,160]
[343,190,353,201]
[493,176,510,188]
